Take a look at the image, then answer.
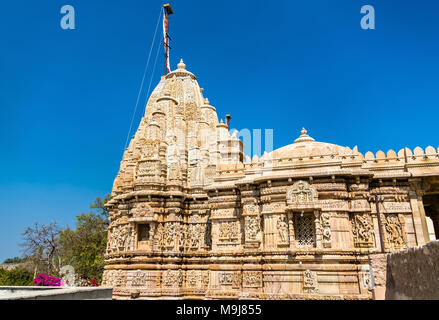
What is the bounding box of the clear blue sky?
[1,0,438,262]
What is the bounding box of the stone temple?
[102,60,439,299]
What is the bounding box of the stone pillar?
[287,211,295,248]
[314,210,322,249]
[417,196,430,243]
[372,212,384,252]
[409,179,429,245]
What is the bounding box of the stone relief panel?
[351,213,375,248]
[287,180,318,208]
[245,215,261,242]
[127,270,159,288]
[162,270,183,288]
[188,223,202,250]
[105,270,126,287]
[320,212,332,247]
[218,221,240,244]
[303,270,318,294]
[242,271,262,288]
[350,199,371,212]
[130,202,154,218]
[108,224,133,254]
[383,214,407,250]
[276,215,289,246]
[186,270,202,288]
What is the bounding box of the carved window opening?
[137,224,150,242]
[294,213,315,247]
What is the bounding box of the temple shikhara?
[102,59,439,299]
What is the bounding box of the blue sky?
[1,0,438,262]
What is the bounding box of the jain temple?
[102,60,439,299]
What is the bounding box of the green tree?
[3,257,24,264]
[0,268,34,286]
[59,195,110,283]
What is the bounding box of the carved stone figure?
[303,270,318,293]
[384,214,407,249]
[245,216,260,241]
[352,214,375,247]
[219,221,239,242]
[320,212,331,247]
[277,216,289,244]
[288,181,318,205]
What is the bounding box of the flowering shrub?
[33,273,63,287]
[78,278,99,287]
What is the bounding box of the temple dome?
[267,128,356,159]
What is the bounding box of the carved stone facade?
[103,61,439,299]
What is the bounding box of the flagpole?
[163,4,174,75]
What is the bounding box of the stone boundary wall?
[0,286,113,300]
[370,240,439,300]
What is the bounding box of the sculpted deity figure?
[245,216,260,241]
[277,216,289,244]
[320,212,331,243]
[384,215,406,248]
[354,214,374,245]
[190,224,201,249]
[165,223,177,247]
[117,225,131,250]
[288,180,318,206]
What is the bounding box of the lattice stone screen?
[295,214,315,247]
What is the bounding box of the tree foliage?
[16,194,111,284]
[20,222,62,276]
[59,194,110,282]
[3,257,24,264]
[0,268,34,286]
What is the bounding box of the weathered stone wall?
[370,240,439,300]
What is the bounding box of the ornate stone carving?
[383,214,407,249]
[130,202,154,218]
[351,214,375,248]
[276,215,289,245]
[245,216,260,241]
[218,221,239,243]
[188,224,201,249]
[186,270,202,288]
[320,212,331,247]
[164,222,178,247]
[219,272,233,285]
[109,224,132,253]
[162,270,183,288]
[303,270,318,293]
[382,202,412,213]
[242,271,262,288]
[295,214,315,247]
[232,272,241,289]
[287,181,318,207]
